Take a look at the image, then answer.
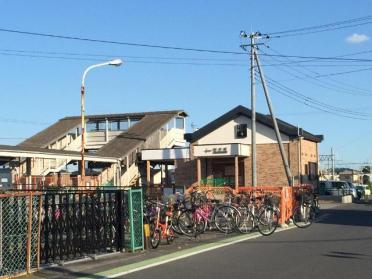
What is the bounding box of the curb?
[78,225,296,279]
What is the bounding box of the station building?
[171,105,323,189]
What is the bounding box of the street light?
[80,59,123,186]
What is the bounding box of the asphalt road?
[122,202,372,279]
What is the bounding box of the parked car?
[354,184,365,199]
[319,180,357,198]
[346,182,360,200]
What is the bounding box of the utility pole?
[241,31,259,187]
[240,31,293,186]
[254,51,293,186]
[331,147,335,180]
[250,33,257,187]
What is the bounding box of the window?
[86,122,97,132]
[110,121,119,131]
[119,119,129,130]
[98,121,106,131]
[130,119,140,127]
[308,162,318,180]
[167,119,175,130]
[235,124,247,138]
[175,117,184,129]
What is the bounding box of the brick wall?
[174,158,197,187]
[244,143,290,187]
[300,139,318,185]
[175,140,319,188]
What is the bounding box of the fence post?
[116,190,124,252]
[37,194,42,269]
[26,193,33,274]
[280,187,286,224]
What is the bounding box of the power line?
[269,15,372,35]
[268,15,372,38]
[0,48,249,62]
[0,27,245,55]
[261,47,372,95]
[259,53,372,63]
[0,117,50,126]
[314,67,372,78]
[264,75,372,119]
[259,49,372,97]
[0,51,252,67]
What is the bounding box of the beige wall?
[197,115,289,145]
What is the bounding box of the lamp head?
[240,31,248,38]
[108,59,123,66]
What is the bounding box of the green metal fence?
[125,188,144,252]
[200,177,235,187]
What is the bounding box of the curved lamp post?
[80,59,123,186]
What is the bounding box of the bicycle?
[292,189,316,228]
[177,190,240,237]
[237,192,279,236]
[149,201,175,249]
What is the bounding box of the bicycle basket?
[265,194,280,207]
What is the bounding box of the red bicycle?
[150,201,175,249]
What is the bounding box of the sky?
[0,0,372,169]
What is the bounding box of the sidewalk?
[19,202,343,279]
[20,230,256,279]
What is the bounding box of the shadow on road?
[316,206,372,227]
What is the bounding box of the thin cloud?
[346,33,369,44]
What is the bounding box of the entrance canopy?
[141,147,189,161]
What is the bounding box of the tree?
[362,166,370,174]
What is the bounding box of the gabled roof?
[19,110,187,149]
[185,105,323,143]
[95,113,176,159]
[19,118,81,148]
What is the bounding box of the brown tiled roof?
[18,118,81,148]
[19,110,187,149]
[62,110,187,121]
[95,113,176,159]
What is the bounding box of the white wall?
[197,115,289,145]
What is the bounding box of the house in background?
[338,169,363,184]
[0,110,187,187]
[175,105,323,188]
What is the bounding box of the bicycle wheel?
[293,205,314,228]
[214,206,239,234]
[257,207,279,236]
[166,227,175,244]
[150,226,161,249]
[171,211,183,235]
[237,207,254,234]
[177,210,196,237]
[177,210,207,237]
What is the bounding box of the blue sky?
[0,1,372,169]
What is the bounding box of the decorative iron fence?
[40,189,126,264]
[0,192,41,277]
